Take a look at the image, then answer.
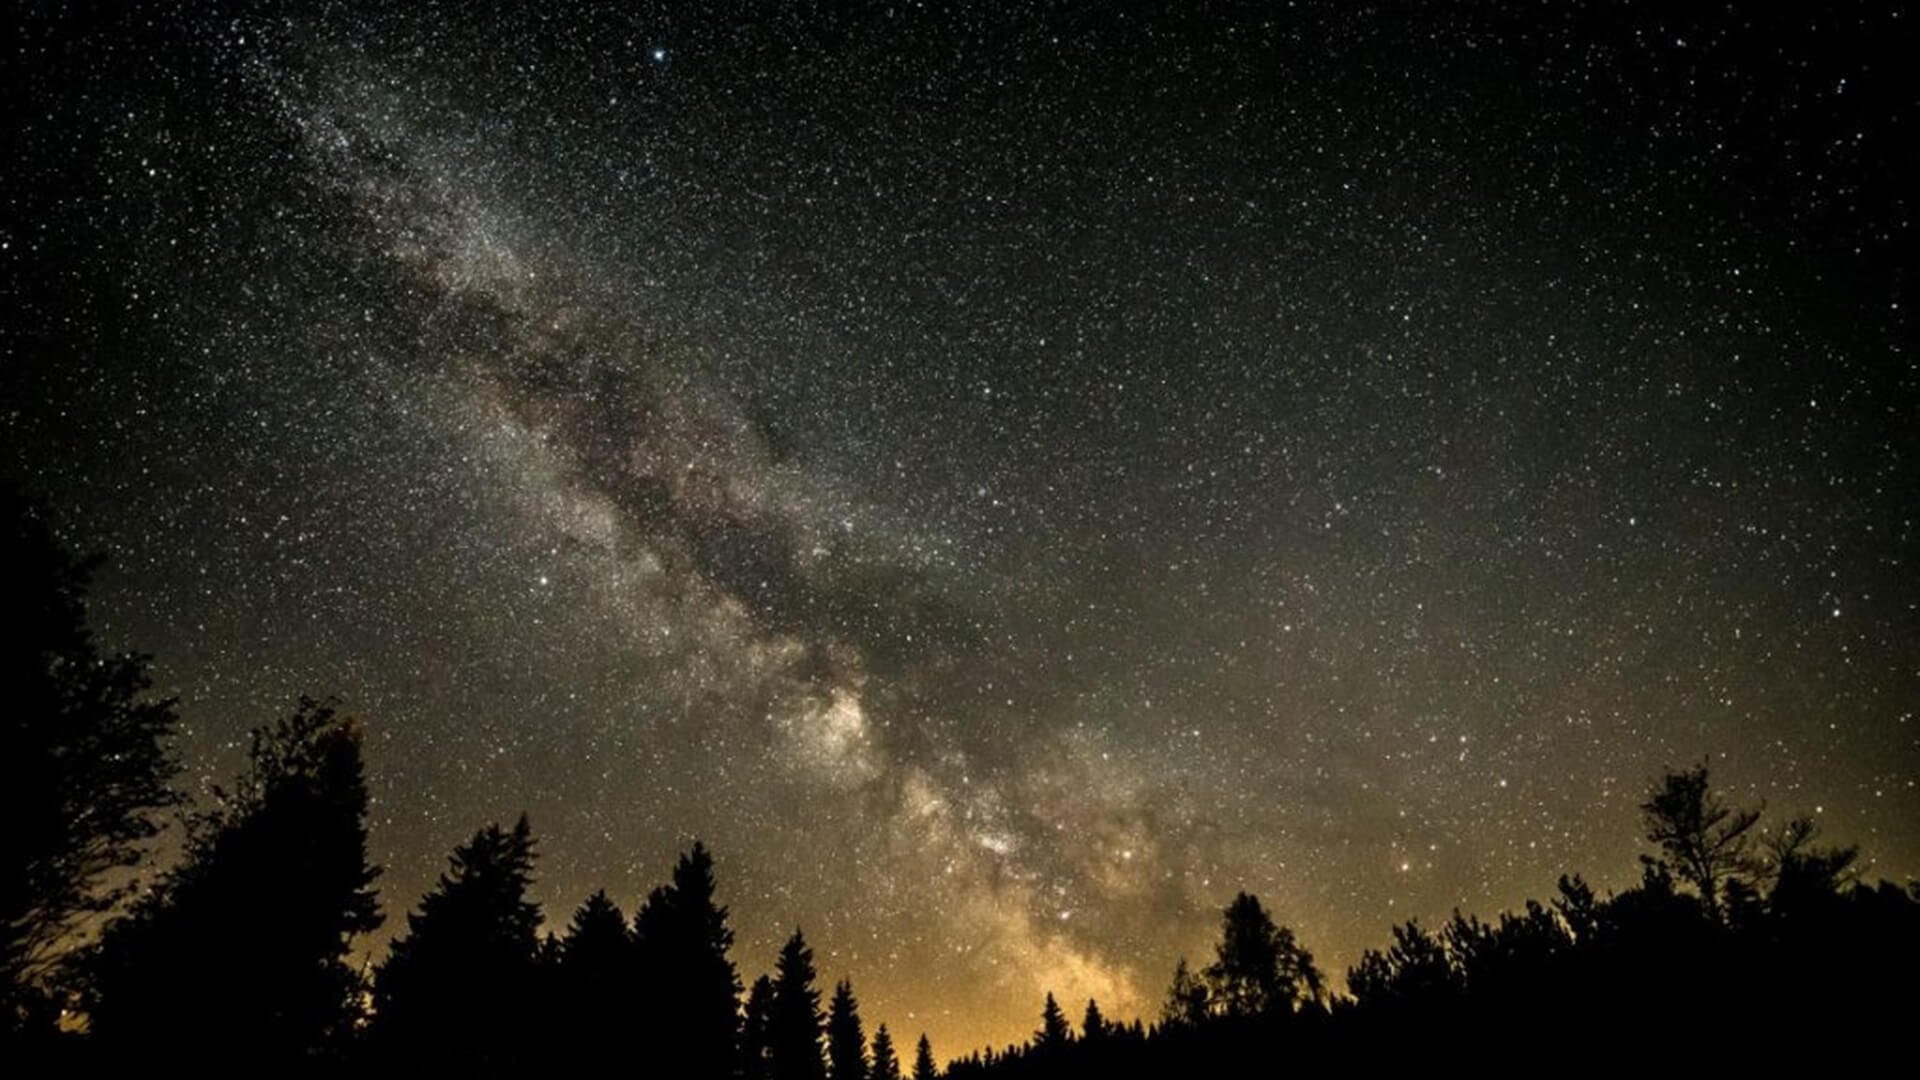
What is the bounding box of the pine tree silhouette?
[1640,763,1762,921]
[633,841,741,1080]
[81,698,380,1062]
[1080,998,1107,1043]
[742,974,777,1080]
[827,978,868,1080]
[912,1033,938,1080]
[1036,991,1072,1052]
[372,814,540,1071]
[770,929,827,1080]
[556,888,631,1066]
[2,486,180,1034]
[1161,957,1209,1028]
[870,1023,901,1080]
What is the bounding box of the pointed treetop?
[912,1033,938,1080]
[870,1024,901,1080]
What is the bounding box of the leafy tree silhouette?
[633,841,741,1080]
[770,928,827,1080]
[870,1023,901,1080]
[912,1033,938,1080]
[372,814,540,1071]
[827,978,867,1080]
[2,485,180,1034]
[80,698,380,1062]
[1640,762,1761,921]
[1202,892,1322,1017]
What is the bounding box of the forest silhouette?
[4,485,1916,1074]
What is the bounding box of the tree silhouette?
[1036,991,1072,1052]
[1081,998,1108,1043]
[632,841,741,1080]
[1640,763,1762,920]
[1763,814,1859,917]
[870,1023,901,1080]
[81,698,380,1060]
[1160,956,1209,1028]
[1346,919,1458,1007]
[770,928,827,1080]
[556,888,631,1066]
[827,979,868,1080]
[912,1033,938,1080]
[2,486,180,1033]
[372,814,540,1069]
[1202,892,1322,1017]
[742,974,776,1080]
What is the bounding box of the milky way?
[6,2,1914,1054]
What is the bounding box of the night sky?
[6,1,1914,1055]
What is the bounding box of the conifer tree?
[557,889,630,1061]
[870,1023,901,1080]
[912,1033,938,1080]
[770,929,827,1080]
[742,974,777,1080]
[1161,957,1209,1027]
[372,815,540,1068]
[1036,991,1072,1051]
[827,979,868,1080]
[633,841,741,1079]
[1640,763,1761,921]
[1081,998,1107,1043]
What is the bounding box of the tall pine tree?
[1036,991,1072,1054]
[556,889,631,1066]
[741,974,777,1080]
[870,1024,901,1080]
[912,1033,938,1080]
[770,929,826,1080]
[633,841,740,1078]
[372,815,541,1070]
[827,979,867,1080]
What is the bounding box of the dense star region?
[4,1,1913,1056]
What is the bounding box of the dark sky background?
[6,0,1913,1054]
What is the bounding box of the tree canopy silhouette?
[912,1033,938,1080]
[742,973,777,1080]
[1201,891,1322,1018]
[770,928,827,1080]
[555,888,631,1067]
[827,978,868,1080]
[80,698,380,1061]
[632,840,741,1080]
[870,1023,901,1080]
[372,814,540,1070]
[2,486,180,1034]
[1035,991,1071,1052]
[1640,762,1761,920]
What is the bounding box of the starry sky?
[5,0,1914,1056]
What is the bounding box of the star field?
[5,1,1913,1055]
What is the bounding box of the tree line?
[5,485,1916,1073]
